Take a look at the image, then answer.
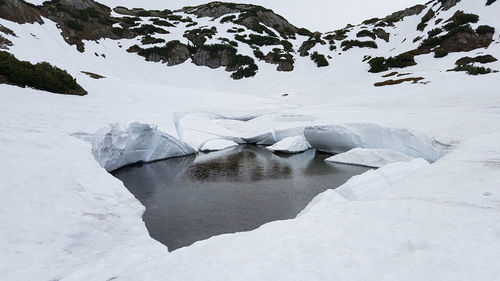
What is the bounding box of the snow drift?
[325,148,417,168]
[305,123,451,162]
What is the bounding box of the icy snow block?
[200,139,238,152]
[325,148,417,168]
[92,122,196,171]
[242,127,305,145]
[266,135,312,154]
[305,124,450,162]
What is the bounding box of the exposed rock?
[0,0,43,24]
[384,4,426,25]
[192,45,236,69]
[263,51,294,71]
[440,31,493,52]
[130,41,190,66]
[0,24,16,37]
[0,35,13,49]
[439,0,461,11]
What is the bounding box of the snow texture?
[266,135,312,154]
[325,148,417,168]
[92,123,195,172]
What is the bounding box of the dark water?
[112,145,369,251]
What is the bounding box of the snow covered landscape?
[1,0,500,280]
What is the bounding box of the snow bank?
[325,147,417,168]
[91,122,195,171]
[266,135,312,153]
[200,139,239,152]
[305,123,450,162]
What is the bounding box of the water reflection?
[112,145,369,251]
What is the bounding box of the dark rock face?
[192,47,235,69]
[0,0,43,24]
[0,35,13,49]
[298,40,316,57]
[440,31,494,52]
[384,4,426,24]
[182,2,298,37]
[129,41,190,66]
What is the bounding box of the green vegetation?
[132,24,168,35]
[443,12,479,32]
[455,55,497,65]
[310,52,329,67]
[341,40,377,50]
[434,49,448,58]
[450,64,493,75]
[427,28,443,37]
[0,51,86,95]
[66,20,84,31]
[476,25,495,35]
[150,18,174,27]
[235,34,281,47]
[121,16,142,27]
[356,30,376,40]
[253,49,264,59]
[220,15,236,23]
[141,35,166,45]
[368,53,417,73]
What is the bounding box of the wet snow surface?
[113,145,370,251]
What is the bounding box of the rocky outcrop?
[263,51,294,71]
[181,2,299,37]
[384,4,426,25]
[0,0,43,24]
[192,45,236,69]
[129,40,190,66]
[440,31,494,52]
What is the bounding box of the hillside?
[1,0,500,280]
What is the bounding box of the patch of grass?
[382,71,398,78]
[310,51,329,67]
[0,51,86,95]
[374,77,424,87]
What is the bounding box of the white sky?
[26,0,427,31]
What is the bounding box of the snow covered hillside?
[1,0,500,280]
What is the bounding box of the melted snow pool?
[112,145,370,251]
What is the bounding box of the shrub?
[341,40,378,50]
[66,20,84,31]
[220,15,236,23]
[434,49,448,58]
[476,25,495,35]
[427,28,443,37]
[356,30,376,40]
[443,12,479,31]
[132,24,168,35]
[368,57,388,73]
[450,64,492,75]
[310,52,329,67]
[253,49,264,59]
[368,53,416,73]
[0,51,86,95]
[455,55,497,65]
